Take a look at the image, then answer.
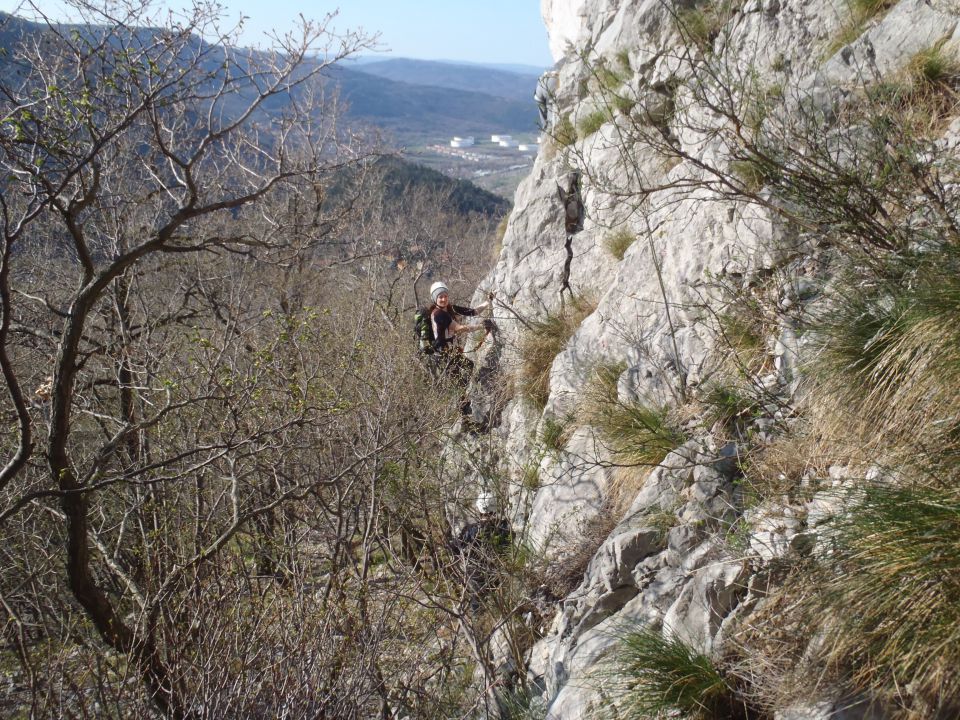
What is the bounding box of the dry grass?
[517,296,596,409]
[808,246,960,477]
[603,228,636,260]
[814,484,960,716]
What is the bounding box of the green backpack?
[414,306,434,354]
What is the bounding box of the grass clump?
[518,296,596,409]
[815,484,960,713]
[676,0,740,52]
[579,362,687,466]
[596,64,627,93]
[701,382,759,431]
[603,228,636,260]
[606,626,749,719]
[908,42,960,88]
[729,157,767,194]
[577,108,611,139]
[808,246,960,459]
[717,308,770,374]
[540,415,573,452]
[553,112,576,147]
[824,0,896,57]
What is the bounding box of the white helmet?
[430,281,449,303]
[476,491,497,515]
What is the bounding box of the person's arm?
[451,318,483,335]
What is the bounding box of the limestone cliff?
[466,0,960,717]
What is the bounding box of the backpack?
[414,306,435,354]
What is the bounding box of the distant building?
[518,144,534,152]
[498,139,517,148]
[491,134,512,143]
[451,136,475,148]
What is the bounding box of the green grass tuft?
[808,245,960,458]
[580,362,687,466]
[541,415,572,452]
[606,626,748,719]
[908,43,960,87]
[577,108,611,139]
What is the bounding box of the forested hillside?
[0,4,507,717]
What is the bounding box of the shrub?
[579,362,687,466]
[517,296,596,409]
[815,484,960,713]
[603,228,636,260]
[605,626,749,719]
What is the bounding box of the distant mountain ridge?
[0,12,538,148]
[348,58,539,103]
[330,64,536,142]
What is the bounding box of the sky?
[0,0,554,67]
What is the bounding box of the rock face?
[466,0,960,716]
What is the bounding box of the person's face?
[436,291,449,308]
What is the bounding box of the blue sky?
[0,0,553,67]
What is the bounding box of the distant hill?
[326,155,510,218]
[0,12,532,197]
[348,56,547,77]
[371,155,511,217]
[330,65,538,144]
[350,58,538,102]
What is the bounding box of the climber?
[451,491,514,608]
[419,280,494,386]
[535,69,559,131]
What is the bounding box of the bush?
[517,296,596,409]
[605,626,749,719]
